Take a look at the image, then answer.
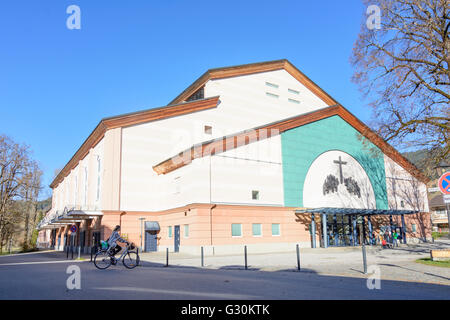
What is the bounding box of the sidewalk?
[139,241,450,285]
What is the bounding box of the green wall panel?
[281,115,388,209]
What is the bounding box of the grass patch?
[415,258,450,268]
[432,232,449,240]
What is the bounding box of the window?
[204,125,212,135]
[231,224,242,237]
[96,156,101,202]
[272,223,280,236]
[73,175,78,206]
[252,190,259,200]
[265,82,279,88]
[400,200,405,208]
[252,224,262,237]
[168,226,173,238]
[288,98,300,104]
[84,167,88,206]
[184,224,189,238]
[266,92,279,98]
[288,88,300,95]
[186,87,204,102]
[412,224,417,232]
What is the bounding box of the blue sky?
[0,0,370,199]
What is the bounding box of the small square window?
[252,224,262,236]
[265,82,279,88]
[288,88,300,95]
[288,98,300,104]
[252,190,259,200]
[204,125,212,135]
[266,92,279,98]
[272,223,280,236]
[231,224,242,237]
[184,224,189,238]
[168,226,173,238]
[411,224,417,233]
[400,200,405,208]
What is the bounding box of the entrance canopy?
[145,221,160,231]
[295,207,418,216]
[37,208,103,230]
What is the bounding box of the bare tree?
[0,135,42,252]
[351,0,449,167]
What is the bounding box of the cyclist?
[107,225,128,263]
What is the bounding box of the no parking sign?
[438,172,450,204]
[70,225,78,233]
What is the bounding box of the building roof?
[168,59,338,106]
[153,104,430,184]
[429,193,446,209]
[50,96,220,188]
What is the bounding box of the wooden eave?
[50,96,220,189]
[169,59,338,106]
[153,104,430,184]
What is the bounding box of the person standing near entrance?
[392,230,399,247]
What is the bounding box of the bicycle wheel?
[94,250,112,270]
[122,251,140,269]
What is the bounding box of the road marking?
[0,250,55,258]
[0,260,85,266]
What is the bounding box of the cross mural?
[333,156,347,184]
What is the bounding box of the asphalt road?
[0,251,448,300]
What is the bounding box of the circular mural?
[303,150,376,209]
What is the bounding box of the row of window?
[265,81,301,104]
[167,225,189,238]
[232,223,280,237]
[165,223,281,238]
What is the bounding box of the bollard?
[78,246,81,260]
[66,245,69,259]
[165,247,169,267]
[362,243,367,274]
[296,244,301,271]
[244,245,248,270]
[201,246,204,267]
[90,246,93,262]
[71,245,74,260]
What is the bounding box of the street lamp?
[138,217,146,252]
[434,161,450,239]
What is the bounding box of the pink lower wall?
[42,205,432,251]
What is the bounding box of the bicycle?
[94,242,140,270]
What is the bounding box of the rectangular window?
[288,98,300,104]
[272,223,280,236]
[184,224,189,238]
[252,190,259,200]
[266,92,279,98]
[252,224,262,237]
[412,224,417,232]
[168,226,173,238]
[204,125,212,135]
[96,157,101,202]
[288,88,300,95]
[265,82,279,88]
[231,224,242,237]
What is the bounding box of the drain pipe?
[119,211,126,229]
[210,204,216,247]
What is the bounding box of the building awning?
[65,210,103,219]
[295,207,419,215]
[145,221,160,231]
